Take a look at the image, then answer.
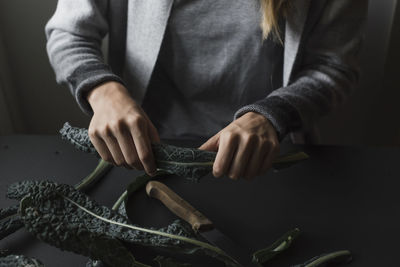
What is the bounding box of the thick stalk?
[75,159,113,191]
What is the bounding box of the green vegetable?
[1,157,112,242]
[252,228,300,264]
[0,124,318,267]
[11,180,239,267]
[292,250,352,267]
[112,172,155,213]
[59,122,96,154]
[60,122,309,181]
[110,172,241,266]
[0,205,23,241]
[16,180,139,267]
[60,122,218,181]
[0,254,44,267]
[75,159,113,191]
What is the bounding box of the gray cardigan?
[45,0,368,143]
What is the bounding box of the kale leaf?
[60,122,216,181]
[0,254,44,267]
[11,180,236,266]
[0,205,23,241]
[60,122,309,182]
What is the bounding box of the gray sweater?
[45,0,368,143]
[142,0,285,139]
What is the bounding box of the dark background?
[0,0,399,145]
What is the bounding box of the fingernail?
[229,174,237,180]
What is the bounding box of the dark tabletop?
[0,135,399,267]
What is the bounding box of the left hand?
[199,112,280,180]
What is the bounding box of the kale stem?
[112,171,170,212]
[75,159,112,191]
[304,250,352,267]
[156,160,214,167]
[273,152,309,164]
[112,190,128,211]
[133,261,152,267]
[111,173,152,212]
[252,228,300,264]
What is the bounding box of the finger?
[114,127,144,170]
[129,120,157,175]
[228,136,256,180]
[102,132,126,167]
[259,142,279,174]
[199,131,220,152]
[243,142,267,180]
[212,132,237,178]
[90,134,116,165]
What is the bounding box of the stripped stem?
[75,159,112,191]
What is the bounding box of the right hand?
[87,81,160,175]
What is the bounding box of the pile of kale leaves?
[0,123,351,267]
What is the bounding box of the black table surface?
[0,135,399,267]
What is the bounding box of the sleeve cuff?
[233,96,302,141]
[67,63,125,116]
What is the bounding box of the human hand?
[87,81,160,175]
[199,112,280,180]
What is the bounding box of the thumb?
[199,132,220,152]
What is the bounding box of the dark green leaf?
[7,180,37,200]
[3,158,112,241]
[17,181,139,267]
[0,254,44,267]
[60,122,97,154]
[60,122,215,181]
[13,180,237,266]
[0,205,23,241]
[60,123,309,181]
[151,144,215,181]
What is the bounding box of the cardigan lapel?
[122,0,313,100]
[124,0,174,103]
[283,0,311,86]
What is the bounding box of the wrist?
[245,111,268,122]
[236,111,279,141]
[234,98,302,142]
[87,81,128,111]
[239,111,272,128]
